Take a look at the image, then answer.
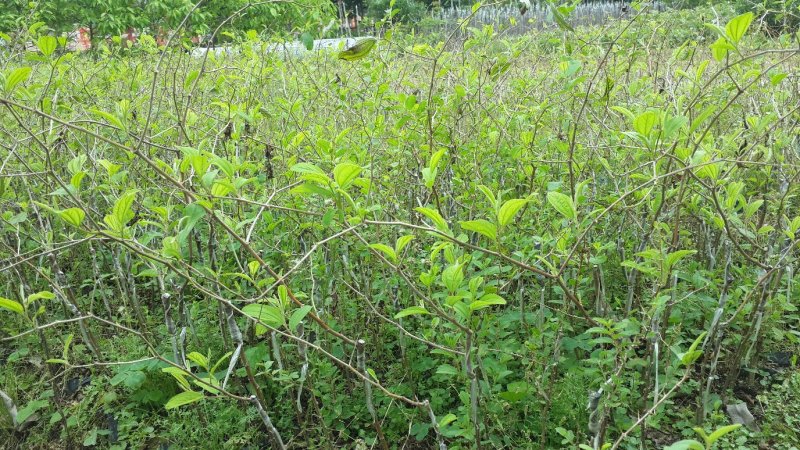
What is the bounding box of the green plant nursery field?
[1,3,800,449]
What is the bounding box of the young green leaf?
[436,364,459,375]
[725,12,753,44]
[164,391,204,410]
[0,297,24,314]
[477,184,498,208]
[394,306,430,319]
[4,67,32,93]
[547,191,576,220]
[633,111,659,136]
[497,198,528,227]
[547,1,574,32]
[299,32,314,51]
[242,303,284,335]
[187,352,209,370]
[442,264,464,294]
[289,305,314,331]
[460,219,497,241]
[333,163,362,189]
[665,250,697,271]
[59,208,85,228]
[338,37,377,61]
[395,235,415,254]
[37,35,57,56]
[415,207,450,233]
[26,291,55,306]
[90,109,125,130]
[707,424,742,444]
[469,293,506,311]
[664,440,704,450]
[681,331,707,366]
[369,243,397,263]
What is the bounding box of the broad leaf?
[164,391,204,410]
[299,32,314,51]
[0,297,24,314]
[289,305,313,331]
[708,424,742,444]
[547,191,576,220]
[333,163,362,189]
[469,293,506,311]
[664,440,704,450]
[369,243,397,263]
[460,219,497,240]
[497,198,528,227]
[242,303,284,335]
[4,67,31,93]
[187,352,209,370]
[415,207,450,233]
[59,208,85,228]
[726,12,753,44]
[394,306,430,319]
[338,37,377,61]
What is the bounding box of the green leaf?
[4,67,32,93]
[395,235,415,254]
[497,198,528,227]
[291,162,330,185]
[369,243,397,263]
[16,399,49,424]
[415,207,450,233]
[210,351,233,375]
[442,264,464,294]
[460,219,497,241]
[439,413,457,427]
[547,191,576,220]
[664,440,704,450]
[164,391,204,410]
[83,428,98,446]
[394,306,430,319]
[194,376,220,395]
[477,185,497,208]
[665,250,697,270]
[184,69,199,89]
[469,293,506,312]
[37,35,57,56]
[59,208,85,228]
[710,37,735,62]
[429,149,446,170]
[187,352,209,370]
[290,162,326,176]
[248,260,260,278]
[725,12,753,44]
[62,333,73,360]
[26,291,55,306]
[90,109,125,130]
[242,303,284,335]
[211,181,233,197]
[299,32,314,51]
[177,203,206,245]
[707,424,741,444]
[681,331,707,366]
[162,367,192,390]
[436,364,459,375]
[338,37,377,61]
[633,111,659,136]
[0,297,24,314]
[289,305,313,331]
[547,1,574,32]
[333,162,362,189]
